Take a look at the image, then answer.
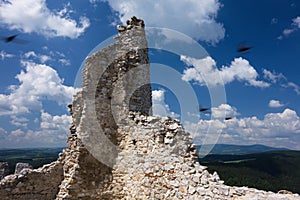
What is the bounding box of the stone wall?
[14,163,33,174]
[0,17,299,200]
[0,162,9,180]
[0,160,63,200]
[55,16,153,199]
[99,112,300,199]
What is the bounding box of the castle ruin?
[0,17,299,200]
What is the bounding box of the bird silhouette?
[225,117,233,120]
[0,34,28,44]
[198,106,210,113]
[237,42,253,53]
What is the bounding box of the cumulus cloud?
[0,50,15,60]
[269,100,284,108]
[24,111,71,146]
[102,0,225,43]
[221,58,270,88]
[187,108,300,149]
[181,56,270,88]
[0,61,77,116]
[211,104,238,118]
[152,89,179,119]
[0,0,90,38]
[152,90,165,102]
[0,111,71,148]
[40,110,71,131]
[11,129,24,136]
[186,104,237,143]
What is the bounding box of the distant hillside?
[0,148,63,174]
[197,144,289,155]
[199,150,300,194]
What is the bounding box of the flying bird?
[198,106,210,113]
[225,117,233,120]
[237,42,253,53]
[0,34,28,44]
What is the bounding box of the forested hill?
[197,144,289,155]
[199,150,300,194]
[0,148,63,174]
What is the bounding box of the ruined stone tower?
[0,17,299,200]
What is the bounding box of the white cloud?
[89,0,100,7]
[0,111,71,148]
[284,82,300,95]
[221,58,270,88]
[278,16,300,39]
[34,118,39,123]
[262,69,300,96]
[11,129,24,136]
[186,104,237,145]
[152,89,179,119]
[24,51,37,58]
[283,28,295,36]
[24,51,52,63]
[0,61,78,116]
[292,16,300,28]
[55,2,74,18]
[181,56,219,86]
[211,104,238,118]
[0,50,15,60]
[39,55,52,63]
[0,0,90,39]
[263,69,286,83]
[26,49,71,66]
[10,116,29,127]
[40,110,71,131]
[58,58,71,66]
[181,56,270,88]
[23,111,71,146]
[187,108,300,149]
[269,100,284,108]
[89,0,99,3]
[0,127,7,139]
[152,90,164,102]
[103,0,225,44]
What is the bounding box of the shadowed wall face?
[90,24,152,145]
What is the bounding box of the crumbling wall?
[14,163,33,174]
[0,162,9,179]
[55,131,114,199]
[102,112,300,199]
[55,17,153,199]
[0,160,63,200]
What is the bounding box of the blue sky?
[0,0,299,150]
